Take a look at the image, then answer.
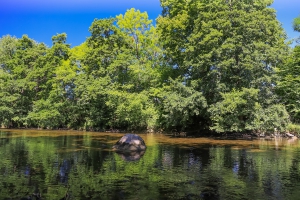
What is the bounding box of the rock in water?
[112,134,146,152]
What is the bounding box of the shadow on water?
[1,130,300,199]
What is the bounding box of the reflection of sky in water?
[263,172,284,199]
[59,160,71,184]
[188,152,201,168]
[233,161,239,175]
[24,165,30,176]
[162,150,173,169]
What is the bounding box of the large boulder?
[112,134,146,152]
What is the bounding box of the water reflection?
[0,130,300,199]
[59,159,71,184]
[116,150,146,161]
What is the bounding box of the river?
[0,129,300,199]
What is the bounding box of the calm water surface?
[1,130,300,200]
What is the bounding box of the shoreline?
[1,128,298,140]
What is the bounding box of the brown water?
[1,129,300,199]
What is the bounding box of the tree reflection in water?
[0,130,300,199]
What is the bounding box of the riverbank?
[1,125,300,140]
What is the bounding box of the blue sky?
[0,0,299,47]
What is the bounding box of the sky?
[0,0,299,47]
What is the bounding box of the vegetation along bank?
[0,1,300,136]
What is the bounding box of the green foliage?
[209,88,261,132]
[0,6,296,133]
[286,123,300,135]
[276,45,300,122]
[293,15,300,32]
[158,0,287,96]
[158,78,207,130]
[209,88,289,133]
[0,35,48,127]
[27,99,63,129]
[106,89,158,130]
[117,8,153,59]
[254,104,290,132]
[51,33,67,44]
[0,35,17,68]
[158,0,289,133]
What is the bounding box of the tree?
[0,35,48,127]
[0,35,18,127]
[51,33,67,45]
[158,0,289,132]
[293,15,300,32]
[116,8,153,59]
[276,15,300,122]
[25,33,72,128]
[209,88,289,133]
[157,78,207,131]
[116,8,166,92]
[105,90,157,130]
[0,35,17,69]
[26,99,62,129]
[78,13,166,131]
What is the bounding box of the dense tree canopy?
[0,2,298,134]
[157,0,290,132]
[276,14,300,123]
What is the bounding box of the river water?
[0,129,300,200]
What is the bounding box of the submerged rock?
[112,134,146,152]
